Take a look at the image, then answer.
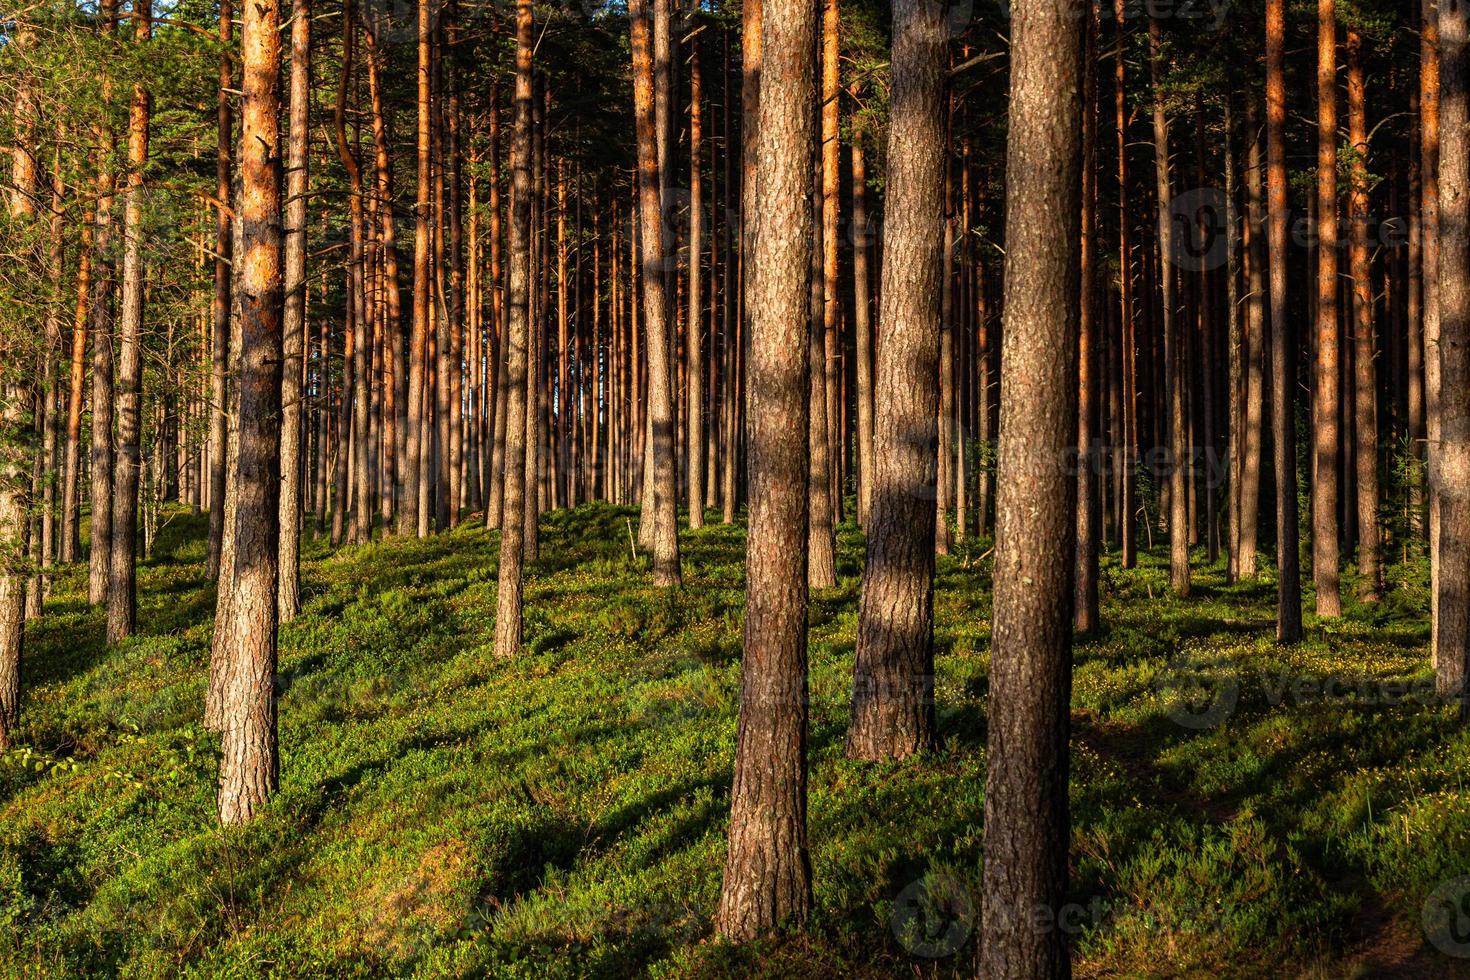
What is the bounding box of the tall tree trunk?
[852,130,875,528]
[486,83,508,529]
[207,0,234,582]
[338,0,372,546]
[687,33,706,530]
[631,0,682,585]
[820,0,841,525]
[494,0,535,658]
[846,0,946,762]
[714,0,815,939]
[1114,0,1137,569]
[523,78,546,557]
[1076,5,1099,633]
[729,0,761,527]
[0,22,40,746]
[366,23,402,531]
[979,0,1083,971]
[1313,0,1342,617]
[1227,98,1245,582]
[1426,0,1445,660]
[61,212,93,564]
[1240,95,1267,579]
[1347,28,1381,602]
[89,4,119,607]
[216,0,285,824]
[936,120,955,557]
[41,138,64,590]
[447,2,465,524]
[403,0,433,538]
[1435,0,1470,714]
[108,0,152,643]
[279,0,310,619]
[807,140,837,588]
[1150,15,1189,597]
[1267,0,1304,642]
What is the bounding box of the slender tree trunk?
[687,34,706,530]
[936,122,955,557]
[1346,29,1381,602]
[364,27,403,530]
[338,1,372,546]
[447,3,465,524]
[61,212,93,565]
[40,139,64,589]
[1268,0,1304,642]
[1076,6,1099,633]
[1227,98,1245,582]
[852,132,875,528]
[495,0,534,659]
[279,0,310,619]
[714,0,815,939]
[207,0,234,582]
[402,0,433,538]
[1426,0,1445,661]
[88,6,120,607]
[821,0,841,524]
[0,24,40,746]
[631,0,682,585]
[1240,95,1267,579]
[846,0,946,762]
[487,83,509,529]
[217,0,284,824]
[108,0,152,643]
[1313,0,1342,617]
[729,0,761,527]
[1150,15,1189,597]
[523,79,546,556]
[807,140,837,588]
[1114,0,1137,569]
[979,0,1083,971]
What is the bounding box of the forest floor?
[3,504,1470,978]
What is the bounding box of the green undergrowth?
[1,503,1467,977]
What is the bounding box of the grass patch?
[1,504,1467,976]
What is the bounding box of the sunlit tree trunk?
[807,143,837,588]
[1240,95,1267,579]
[821,0,841,524]
[852,129,875,528]
[337,1,372,546]
[61,210,92,565]
[0,22,40,747]
[216,0,284,825]
[1435,0,1470,713]
[846,0,947,762]
[108,0,153,643]
[1313,0,1342,617]
[1346,28,1381,602]
[1076,5,1099,633]
[207,0,233,582]
[494,0,535,657]
[631,0,682,585]
[1267,0,1304,641]
[279,0,310,619]
[979,0,1083,971]
[403,0,433,539]
[715,0,815,939]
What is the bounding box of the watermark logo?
[1424,876,1470,958]
[891,872,975,958]
[1154,651,1239,730]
